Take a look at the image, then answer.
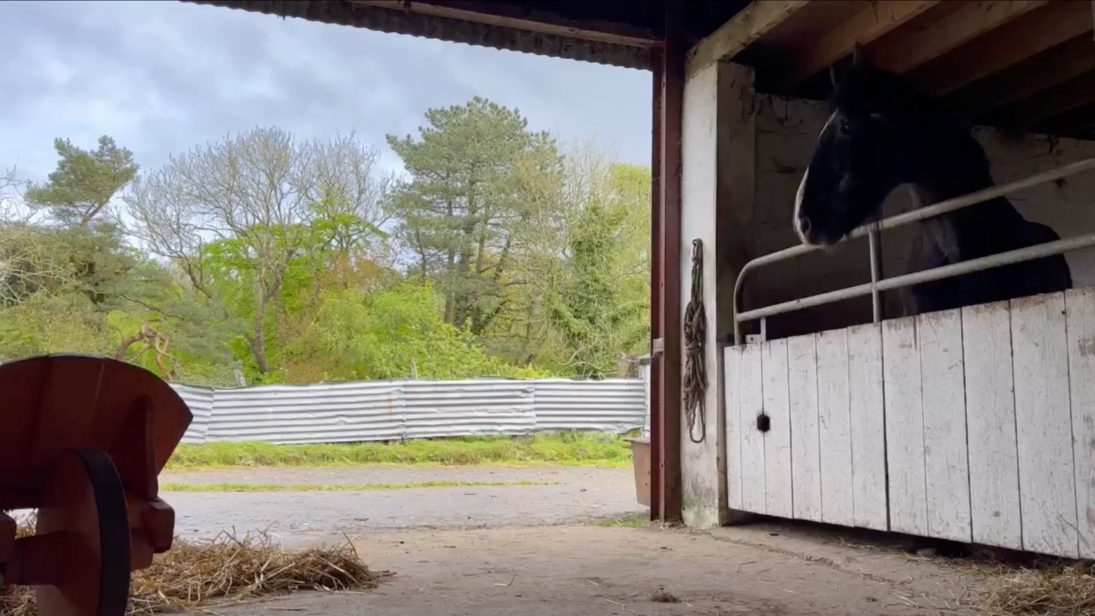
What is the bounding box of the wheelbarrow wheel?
[36,448,131,616]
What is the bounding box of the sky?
[0,0,652,185]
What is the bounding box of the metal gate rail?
[732,157,1095,345]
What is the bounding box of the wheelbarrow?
[0,354,192,616]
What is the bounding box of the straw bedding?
[1,519,383,616]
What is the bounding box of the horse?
[792,44,1072,317]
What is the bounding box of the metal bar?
[732,156,1095,344]
[736,232,1095,323]
[868,228,882,323]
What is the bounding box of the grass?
[1,520,383,616]
[161,480,554,492]
[166,432,636,470]
[591,513,651,528]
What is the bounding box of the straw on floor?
[976,564,1095,616]
[1,523,383,616]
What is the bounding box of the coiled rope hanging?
[683,238,707,444]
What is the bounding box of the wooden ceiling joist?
[684,0,810,79]
[1036,100,1095,136]
[946,34,1095,118]
[355,0,662,49]
[868,0,1049,75]
[908,0,1094,97]
[982,70,1095,130]
[772,0,940,90]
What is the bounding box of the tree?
[280,282,531,382]
[507,143,651,377]
[387,97,562,335]
[124,126,391,378]
[25,136,137,230]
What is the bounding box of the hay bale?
[977,565,1095,616]
[1,520,383,616]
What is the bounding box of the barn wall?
[680,60,758,529]
[745,95,1095,339]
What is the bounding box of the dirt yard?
[165,466,988,614]
[212,522,985,616]
[162,466,646,545]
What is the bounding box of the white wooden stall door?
[883,317,928,537]
[816,329,853,527]
[962,301,1022,551]
[723,289,1095,560]
[847,324,887,531]
[788,334,821,522]
[918,309,972,543]
[1012,293,1077,558]
[1067,288,1095,559]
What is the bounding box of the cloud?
[0,1,651,182]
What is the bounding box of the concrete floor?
[162,465,987,615]
[214,523,985,616]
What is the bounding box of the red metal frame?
[650,0,684,524]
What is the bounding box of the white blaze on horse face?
[793,111,838,245]
[793,167,810,244]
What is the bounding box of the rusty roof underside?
[183,1,1095,141]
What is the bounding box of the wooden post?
[656,0,685,524]
[649,46,664,521]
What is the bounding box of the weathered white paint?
[1066,288,1095,558]
[725,347,743,511]
[962,301,1023,550]
[882,317,928,537]
[788,333,822,522]
[739,342,766,514]
[847,323,887,531]
[918,309,972,543]
[723,290,1095,559]
[680,59,722,528]
[1011,293,1078,557]
[816,328,854,526]
[762,339,793,518]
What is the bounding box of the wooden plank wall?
[724,288,1095,559]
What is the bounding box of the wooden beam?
[946,35,1095,118]
[1036,100,1095,135]
[659,0,685,525]
[356,0,661,48]
[685,1,810,79]
[982,70,1095,129]
[650,48,664,523]
[774,0,941,89]
[908,1,1094,96]
[870,1,1049,75]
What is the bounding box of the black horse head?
[793,45,954,247]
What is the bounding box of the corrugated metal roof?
[181,0,657,69]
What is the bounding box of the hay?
[1,522,384,616]
[977,564,1095,616]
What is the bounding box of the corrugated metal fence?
[171,378,647,445]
